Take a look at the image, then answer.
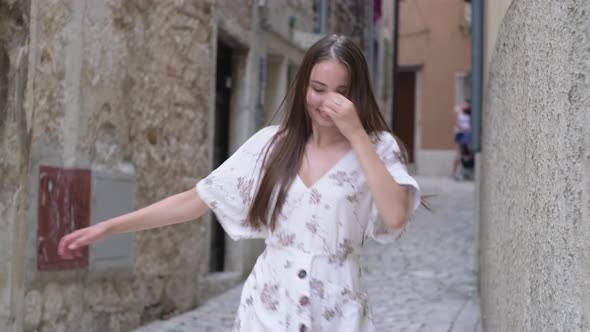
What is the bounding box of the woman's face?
[306,59,350,128]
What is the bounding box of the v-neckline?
[296,149,354,190]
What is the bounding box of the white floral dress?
[196,125,420,332]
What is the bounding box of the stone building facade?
[0,1,384,331]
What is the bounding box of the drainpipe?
[366,1,375,82]
[319,0,328,34]
[470,0,484,284]
[391,0,400,129]
[471,0,483,152]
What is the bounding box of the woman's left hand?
[320,92,365,142]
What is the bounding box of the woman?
[59,34,420,332]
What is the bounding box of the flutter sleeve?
[365,132,421,243]
[196,125,278,240]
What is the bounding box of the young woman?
[59,34,420,332]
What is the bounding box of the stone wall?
[479,0,589,331]
[6,1,214,331]
[0,1,31,331]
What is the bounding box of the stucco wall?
[479,0,589,331]
[483,0,513,84]
[398,0,471,151]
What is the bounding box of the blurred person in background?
[451,102,472,180]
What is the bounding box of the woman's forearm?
[103,189,208,235]
[350,132,409,228]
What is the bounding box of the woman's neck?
[309,125,348,149]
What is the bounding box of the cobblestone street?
[135,177,481,332]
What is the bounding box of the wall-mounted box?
[89,168,135,273]
[37,166,91,271]
[36,165,136,274]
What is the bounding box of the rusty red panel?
[37,166,91,271]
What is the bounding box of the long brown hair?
[248,34,409,231]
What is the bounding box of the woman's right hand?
[57,188,209,260]
[58,223,110,259]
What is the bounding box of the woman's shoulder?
[370,130,403,156]
[227,126,280,163]
[246,125,280,146]
[233,125,279,157]
[258,124,280,135]
[370,130,396,145]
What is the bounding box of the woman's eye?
[313,88,325,93]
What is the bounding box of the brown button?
[299,324,307,332]
[297,269,307,279]
[299,295,309,306]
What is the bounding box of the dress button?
[297,269,307,279]
[299,323,307,332]
[299,295,310,306]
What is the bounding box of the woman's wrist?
[348,129,371,151]
[100,218,118,236]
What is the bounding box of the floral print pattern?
[329,239,355,267]
[196,126,420,331]
[309,188,322,205]
[260,283,280,311]
[237,177,254,204]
